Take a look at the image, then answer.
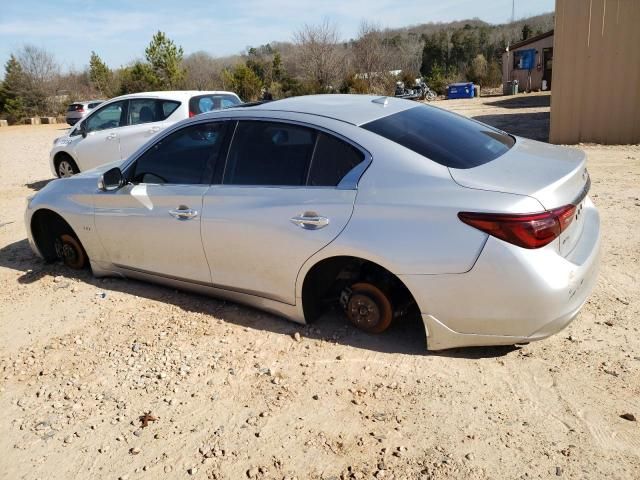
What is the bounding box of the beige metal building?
[502,30,554,93]
[550,0,640,144]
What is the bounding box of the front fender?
[25,177,107,264]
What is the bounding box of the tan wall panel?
[551,0,640,144]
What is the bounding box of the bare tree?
[16,44,59,85]
[351,21,396,94]
[183,51,220,90]
[183,52,244,90]
[293,19,343,91]
[395,34,425,78]
[15,45,60,115]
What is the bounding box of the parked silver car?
[25,95,600,350]
[65,100,104,126]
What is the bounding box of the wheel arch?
[298,253,419,323]
[30,208,82,262]
[53,151,79,176]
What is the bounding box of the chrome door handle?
[290,213,330,230]
[106,133,117,140]
[169,207,199,220]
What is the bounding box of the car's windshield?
[361,104,515,169]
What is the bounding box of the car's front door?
[117,98,181,160]
[201,120,367,304]
[94,121,230,283]
[74,100,126,170]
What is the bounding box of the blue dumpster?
[447,82,475,99]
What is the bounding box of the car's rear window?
[189,94,241,115]
[67,104,83,112]
[361,104,515,169]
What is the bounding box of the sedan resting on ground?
[26,95,600,350]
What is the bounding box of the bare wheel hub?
[54,234,86,269]
[348,293,380,328]
[62,243,78,264]
[343,282,393,333]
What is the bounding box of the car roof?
[110,90,239,102]
[229,94,417,126]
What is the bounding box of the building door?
[543,48,553,89]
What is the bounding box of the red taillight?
[554,204,576,232]
[458,204,576,249]
[76,107,84,112]
[189,111,195,117]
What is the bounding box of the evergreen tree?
[144,31,184,89]
[272,52,284,82]
[221,64,263,101]
[89,51,113,97]
[118,62,160,94]
[0,55,27,123]
[522,24,533,40]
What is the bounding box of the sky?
[0,0,555,72]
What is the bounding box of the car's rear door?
[201,119,367,304]
[94,121,230,283]
[117,98,182,160]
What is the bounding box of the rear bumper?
[400,197,601,350]
[66,113,83,125]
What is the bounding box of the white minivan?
[50,90,241,177]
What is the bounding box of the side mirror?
[98,167,125,191]
[80,121,88,138]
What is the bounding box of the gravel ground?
[1,95,639,479]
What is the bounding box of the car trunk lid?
[449,137,590,256]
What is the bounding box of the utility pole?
[507,0,515,82]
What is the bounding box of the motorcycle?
[394,79,437,102]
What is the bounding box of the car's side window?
[88,102,102,109]
[128,99,181,126]
[85,101,126,132]
[161,100,180,118]
[128,99,157,125]
[131,122,228,185]
[307,133,366,186]
[223,121,317,186]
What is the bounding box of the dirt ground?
[1,94,639,480]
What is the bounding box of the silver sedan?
[25,95,600,350]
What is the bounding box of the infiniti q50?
[26,95,600,350]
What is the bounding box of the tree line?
[0,13,553,124]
